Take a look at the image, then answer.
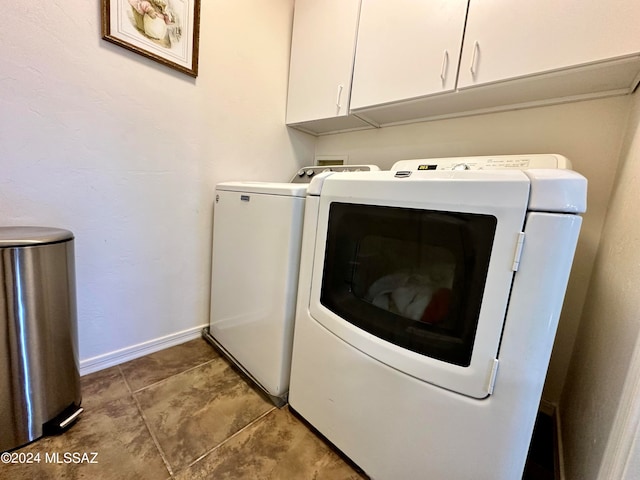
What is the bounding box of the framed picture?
[102,0,200,77]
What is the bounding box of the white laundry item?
[367,273,437,320]
[366,272,410,302]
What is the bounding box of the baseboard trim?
[553,403,566,480]
[539,398,556,417]
[79,324,208,376]
[539,399,565,480]
[551,404,565,480]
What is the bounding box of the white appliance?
[288,154,586,479]
[202,165,379,406]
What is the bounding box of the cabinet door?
[458,0,640,89]
[286,0,361,124]
[350,0,468,110]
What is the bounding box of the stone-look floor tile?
[174,407,367,480]
[119,338,218,392]
[0,396,169,480]
[135,357,273,472]
[80,366,130,410]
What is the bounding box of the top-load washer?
[288,154,586,479]
[202,164,379,406]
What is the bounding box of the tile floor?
[1,338,365,480]
[2,338,553,480]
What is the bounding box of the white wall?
[0,1,315,371]
[560,91,640,480]
[315,96,631,403]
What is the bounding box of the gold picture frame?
[102,0,200,77]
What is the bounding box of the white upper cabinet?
[350,0,468,110]
[286,0,365,129]
[458,0,640,89]
[286,0,640,134]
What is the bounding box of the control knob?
[452,163,471,171]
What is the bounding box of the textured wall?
[561,91,640,480]
[0,1,314,366]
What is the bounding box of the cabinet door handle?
[470,41,479,77]
[440,50,449,84]
[336,84,344,110]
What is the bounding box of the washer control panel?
[291,165,380,183]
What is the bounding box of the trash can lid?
[0,226,74,247]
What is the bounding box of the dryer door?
[307,170,530,399]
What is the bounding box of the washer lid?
[0,226,74,247]
[216,181,308,197]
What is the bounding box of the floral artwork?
[127,0,180,47]
[102,0,200,77]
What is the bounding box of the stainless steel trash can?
[0,227,82,452]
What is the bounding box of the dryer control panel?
[392,154,571,172]
[291,165,380,183]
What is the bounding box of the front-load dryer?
[203,165,379,406]
[288,154,586,479]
